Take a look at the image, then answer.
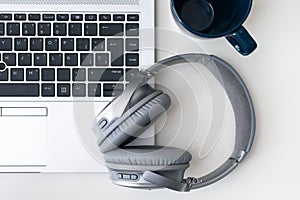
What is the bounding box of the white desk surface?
[1,0,299,199]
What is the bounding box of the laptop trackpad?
[0,113,47,166]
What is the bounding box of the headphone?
[94,54,255,192]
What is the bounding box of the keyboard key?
[26,68,40,81]
[100,23,124,36]
[0,14,12,20]
[71,14,83,21]
[88,84,101,97]
[72,84,86,97]
[0,83,39,97]
[80,53,94,66]
[113,14,125,21]
[38,23,51,36]
[29,14,41,21]
[126,38,139,51]
[85,14,97,21]
[42,83,55,97]
[65,53,78,66]
[103,83,124,91]
[69,23,82,36]
[43,14,55,21]
[99,14,111,21]
[126,23,139,36]
[49,53,63,66]
[57,68,70,81]
[0,69,8,81]
[53,23,67,36]
[22,23,36,36]
[103,89,123,97]
[18,53,32,66]
[88,68,124,82]
[126,68,140,81]
[11,68,24,81]
[84,23,97,36]
[95,53,109,66]
[42,68,55,81]
[72,68,86,81]
[57,14,69,21]
[107,38,124,66]
[14,14,26,21]
[0,23,4,35]
[127,14,139,21]
[57,84,70,97]
[92,38,105,51]
[126,53,139,66]
[0,62,6,71]
[76,38,90,51]
[30,38,43,51]
[0,38,12,51]
[103,83,124,97]
[46,38,59,51]
[7,23,20,36]
[61,38,74,51]
[34,53,47,66]
[3,53,16,66]
[15,38,28,51]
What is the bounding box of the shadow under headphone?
[95,54,255,192]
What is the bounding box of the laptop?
[0,0,155,173]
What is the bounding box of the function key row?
[0,13,139,22]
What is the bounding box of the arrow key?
[42,83,55,97]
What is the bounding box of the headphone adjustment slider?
[230,150,247,163]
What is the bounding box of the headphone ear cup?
[103,146,192,184]
[99,93,171,153]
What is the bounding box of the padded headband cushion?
[99,93,171,153]
[104,146,192,166]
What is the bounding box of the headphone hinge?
[183,177,198,192]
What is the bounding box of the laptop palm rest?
[0,108,47,167]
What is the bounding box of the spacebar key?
[0,84,39,97]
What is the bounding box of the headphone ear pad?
[99,93,171,153]
[104,146,192,167]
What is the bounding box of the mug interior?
[173,0,252,37]
[180,0,215,32]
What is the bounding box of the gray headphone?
[94,54,255,192]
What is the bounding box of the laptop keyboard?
[0,12,140,98]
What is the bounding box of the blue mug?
[171,0,257,56]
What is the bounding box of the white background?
[1,0,300,199]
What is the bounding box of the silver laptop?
[0,0,155,173]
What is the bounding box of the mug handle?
[225,26,257,56]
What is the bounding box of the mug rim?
[171,0,253,38]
